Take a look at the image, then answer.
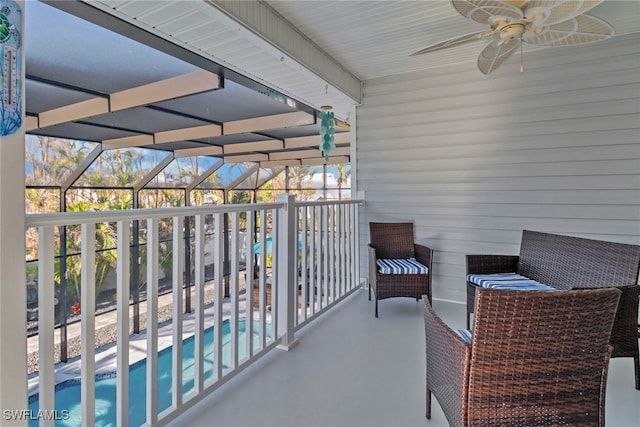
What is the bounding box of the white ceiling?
[265,0,640,81]
[85,0,640,124]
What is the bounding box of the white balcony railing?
[25,194,363,426]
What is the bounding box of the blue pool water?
[29,319,269,426]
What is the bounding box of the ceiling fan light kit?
[412,0,614,74]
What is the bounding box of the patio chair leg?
[368,282,371,301]
[375,299,378,318]
[426,388,432,419]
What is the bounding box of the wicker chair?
[465,230,640,390]
[368,222,433,317]
[423,288,621,427]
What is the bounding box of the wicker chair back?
[369,222,416,259]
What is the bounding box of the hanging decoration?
[0,0,22,136]
[319,106,335,161]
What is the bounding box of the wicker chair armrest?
[414,244,433,270]
[572,284,639,360]
[423,296,471,427]
[466,254,519,275]
[368,244,377,287]
[368,243,377,261]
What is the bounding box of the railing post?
[37,226,55,427]
[116,220,130,427]
[145,218,159,425]
[58,224,68,362]
[80,223,96,426]
[276,194,298,350]
[131,219,141,333]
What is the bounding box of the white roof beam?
[33,70,221,129]
[102,135,154,150]
[110,70,220,111]
[284,132,350,149]
[223,139,283,154]
[25,115,39,131]
[260,160,301,167]
[39,98,109,129]
[224,154,269,163]
[155,124,222,144]
[103,124,223,150]
[302,156,350,165]
[174,146,223,158]
[269,146,350,161]
[224,111,313,135]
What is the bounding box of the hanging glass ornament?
[319,106,335,161]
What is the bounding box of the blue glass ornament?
[318,108,336,160]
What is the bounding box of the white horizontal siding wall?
[357,34,640,303]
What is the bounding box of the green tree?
[335,165,351,200]
[288,166,316,201]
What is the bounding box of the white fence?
[25,194,363,426]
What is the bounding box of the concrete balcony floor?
[169,289,640,427]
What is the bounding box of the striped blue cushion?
[466,273,556,291]
[376,258,429,275]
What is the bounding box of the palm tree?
[288,165,316,200]
[335,165,351,200]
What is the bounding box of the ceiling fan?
[411,0,614,74]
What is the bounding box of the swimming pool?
[29,319,269,426]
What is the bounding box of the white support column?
[0,0,26,422]
[276,194,298,350]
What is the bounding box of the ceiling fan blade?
[411,31,487,56]
[452,0,523,25]
[524,14,614,46]
[477,38,519,74]
[522,0,605,26]
[565,0,605,18]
